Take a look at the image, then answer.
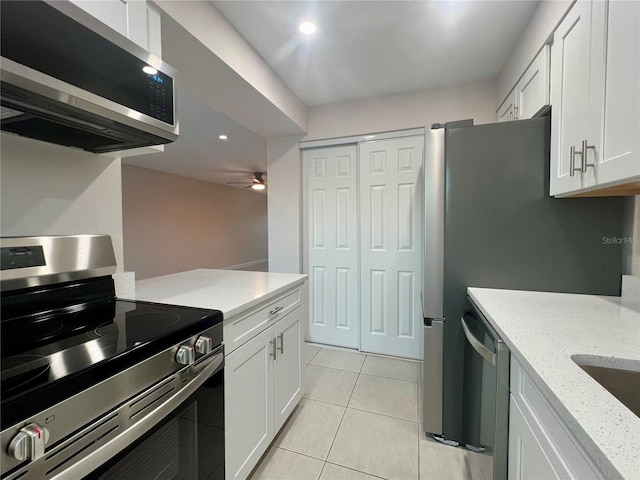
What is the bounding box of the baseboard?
[224,259,269,271]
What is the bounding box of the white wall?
[307,80,497,141]
[156,0,307,137]
[122,164,268,279]
[267,136,304,273]
[497,0,573,106]
[0,134,125,270]
[267,80,497,273]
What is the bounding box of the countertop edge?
[223,276,308,320]
[134,269,308,317]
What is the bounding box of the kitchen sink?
[572,356,640,418]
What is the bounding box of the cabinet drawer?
[510,357,602,479]
[224,286,306,355]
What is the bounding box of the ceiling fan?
[226,172,267,190]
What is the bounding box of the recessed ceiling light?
[251,183,266,191]
[142,65,158,75]
[299,21,317,35]
[219,134,228,140]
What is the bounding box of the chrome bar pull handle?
[270,339,277,359]
[269,306,284,316]
[569,145,583,176]
[581,139,596,173]
[277,333,284,354]
[513,106,519,120]
[461,316,496,366]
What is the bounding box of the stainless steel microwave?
[0,0,178,153]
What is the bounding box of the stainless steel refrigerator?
[421,117,627,477]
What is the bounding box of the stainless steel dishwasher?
[461,296,510,480]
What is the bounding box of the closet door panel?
[303,146,359,348]
[359,136,424,359]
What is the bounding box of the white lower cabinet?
[273,310,303,432]
[509,357,602,479]
[509,397,559,479]
[225,290,305,479]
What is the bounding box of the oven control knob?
[8,423,50,461]
[195,336,213,355]
[176,345,195,365]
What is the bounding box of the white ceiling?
[124,89,268,191]
[212,0,539,106]
[129,1,538,188]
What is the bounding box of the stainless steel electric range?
[1,235,224,480]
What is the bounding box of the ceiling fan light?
[251,183,266,190]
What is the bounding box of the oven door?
[87,361,224,480]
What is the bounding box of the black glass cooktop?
[0,299,223,429]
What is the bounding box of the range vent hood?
[0,0,179,153]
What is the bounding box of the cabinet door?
[225,327,274,480]
[550,0,593,196]
[273,308,304,433]
[497,90,516,122]
[516,45,550,119]
[303,145,360,349]
[71,0,148,50]
[593,0,640,186]
[508,397,561,480]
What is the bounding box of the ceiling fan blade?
[226,182,252,185]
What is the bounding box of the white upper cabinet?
[550,0,640,196]
[550,1,593,196]
[70,0,162,57]
[498,89,517,122]
[517,45,550,119]
[497,46,550,122]
[591,0,640,188]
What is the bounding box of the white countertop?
[468,288,640,480]
[133,269,307,319]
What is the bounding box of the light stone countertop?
[132,269,307,319]
[467,288,640,480]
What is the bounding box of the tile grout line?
[306,345,321,364]
[272,445,326,462]
[358,371,419,385]
[306,362,366,375]
[317,460,327,480]
[324,461,391,480]
[322,352,365,467]
[344,405,419,425]
[300,395,420,425]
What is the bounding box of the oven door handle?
[48,348,224,480]
[461,315,496,366]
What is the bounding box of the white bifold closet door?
[359,136,424,359]
[303,136,424,359]
[303,145,360,348]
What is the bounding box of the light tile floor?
[249,343,492,480]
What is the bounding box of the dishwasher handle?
[461,315,496,366]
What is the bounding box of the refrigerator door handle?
[423,126,445,319]
[461,315,496,366]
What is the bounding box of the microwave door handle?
[460,316,496,366]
